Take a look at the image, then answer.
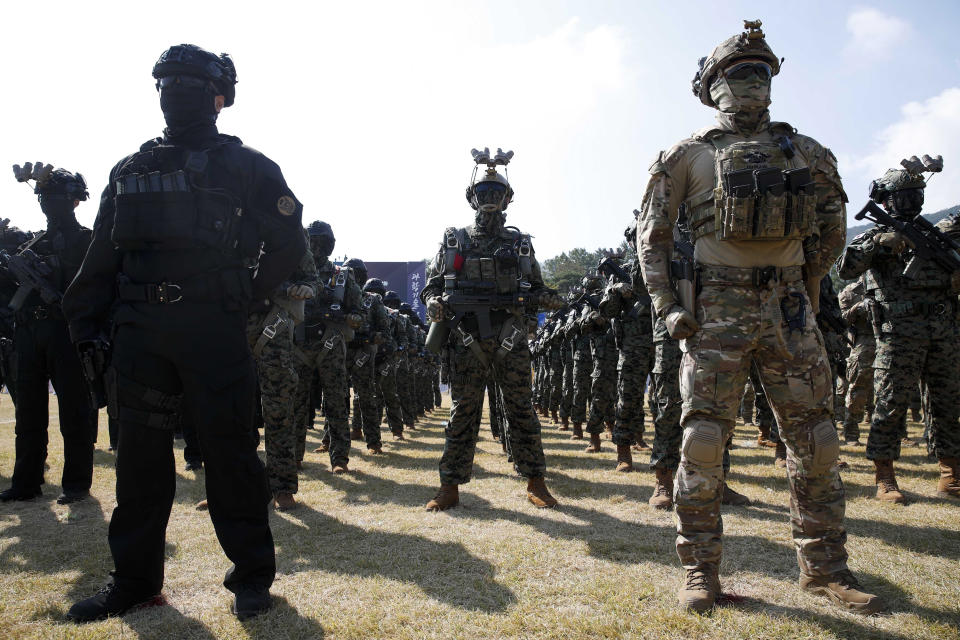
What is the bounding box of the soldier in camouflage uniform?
[557,303,576,431]
[362,278,407,441]
[546,312,566,425]
[569,290,594,439]
[837,160,960,503]
[351,276,394,452]
[576,275,615,452]
[246,232,317,510]
[384,291,418,432]
[637,22,883,613]
[598,228,654,472]
[817,275,851,428]
[838,278,875,445]
[420,148,561,510]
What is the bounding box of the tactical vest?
[686,135,816,243]
[111,139,258,263]
[442,226,533,295]
[863,242,953,299]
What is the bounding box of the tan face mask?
[709,74,771,113]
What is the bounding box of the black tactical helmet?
[36,168,89,201]
[399,302,414,316]
[363,278,386,296]
[153,44,238,107]
[307,220,336,256]
[343,258,367,284]
[383,290,401,308]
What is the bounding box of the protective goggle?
[474,182,507,205]
[723,61,773,82]
[155,75,218,92]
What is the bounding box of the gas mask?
[884,188,924,219]
[709,61,772,113]
[310,236,334,260]
[472,182,507,232]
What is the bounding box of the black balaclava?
[38,195,78,230]
[884,188,925,220]
[159,81,219,142]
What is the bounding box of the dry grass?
[0,396,958,640]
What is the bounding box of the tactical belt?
[117,272,223,304]
[879,299,953,317]
[698,264,803,287]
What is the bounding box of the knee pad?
[810,420,839,473]
[680,419,724,467]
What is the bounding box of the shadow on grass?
[272,501,516,613]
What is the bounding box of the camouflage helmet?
[342,257,367,284]
[466,168,513,212]
[581,275,603,292]
[399,302,416,317]
[869,169,926,203]
[363,277,386,296]
[692,20,781,108]
[153,44,238,107]
[36,168,89,201]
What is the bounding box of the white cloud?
[846,87,960,213]
[842,7,912,64]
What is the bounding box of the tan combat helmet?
[692,19,782,107]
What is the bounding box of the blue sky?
[1,1,958,260]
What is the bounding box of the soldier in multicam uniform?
[598,225,653,472]
[838,278,875,446]
[420,148,561,510]
[837,159,960,503]
[637,21,883,613]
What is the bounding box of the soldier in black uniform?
[62,44,305,622]
[0,167,97,505]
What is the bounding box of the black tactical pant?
[10,311,96,494]
[107,318,274,596]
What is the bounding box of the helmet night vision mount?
[466,147,515,212]
[868,154,943,203]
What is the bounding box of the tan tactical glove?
[664,305,700,339]
[286,284,314,300]
[426,296,445,322]
[876,232,911,254]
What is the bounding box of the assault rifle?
[0,249,61,310]
[425,287,556,353]
[670,204,697,312]
[596,256,631,284]
[855,201,960,279]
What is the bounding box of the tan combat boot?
[367,446,383,455]
[937,457,960,499]
[799,569,887,614]
[570,422,584,440]
[585,432,602,453]
[350,426,363,440]
[615,444,633,472]
[774,441,787,468]
[873,459,906,504]
[332,463,349,474]
[195,499,209,511]
[633,438,651,451]
[314,443,329,453]
[721,481,751,506]
[274,492,297,511]
[526,476,558,508]
[560,416,570,431]
[425,484,459,511]
[678,564,720,613]
[649,468,674,510]
[757,424,777,448]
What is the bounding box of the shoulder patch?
[277,195,297,216]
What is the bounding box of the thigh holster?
[106,367,182,430]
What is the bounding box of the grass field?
[0,396,958,640]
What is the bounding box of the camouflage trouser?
[677,281,847,577]
[298,333,350,467]
[292,359,314,462]
[571,344,592,424]
[396,357,417,426]
[440,334,547,485]
[375,357,405,435]
[650,336,682,471]
[750,359,780,443]
[547,347,564,413]
[534,357,547,406]
[348,346,380,449]
[612,320,653,446]
[586,332,617,434]
[868,328,960,461]
[559,347,574,420]
[740,378,754,422]
[843,355,874,442]
[247,311,300,495]
[433,368,442,406]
